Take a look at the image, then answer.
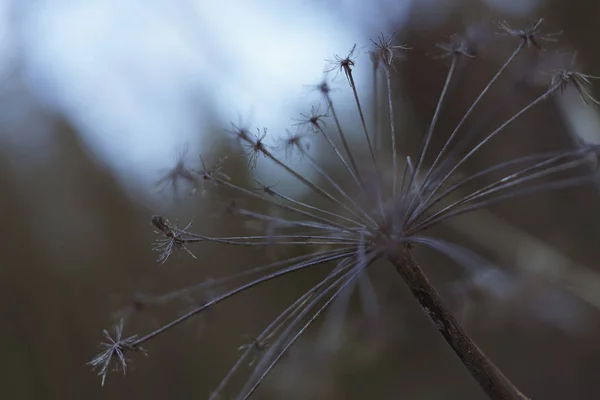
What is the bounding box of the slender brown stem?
[387,248,529,400]
[324,93,361,181]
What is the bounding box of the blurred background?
[3,0,600,399]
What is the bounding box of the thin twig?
[130,250,355,347]
[324,92,362,181]
[385,68,399,199]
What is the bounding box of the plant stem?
[387,248,529,400]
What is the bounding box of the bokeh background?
[3,0,600,399]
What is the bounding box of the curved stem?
[130,250,354,347]
[387,248,529,400]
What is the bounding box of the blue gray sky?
[0,0,539,198]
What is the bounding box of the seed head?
[152,215,197,263]
[325,44,358,87]
[550,55,600,105]
[435,33,476,59]
[155,146,198,195]
[496,18,561,50]
[252,179,278,197]
[370,32,410,71]
[278,129,308,158]
[292,104,328,132]
[88,319,145,386]
[243,128,269,169]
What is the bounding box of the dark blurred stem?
[387,249,529,400]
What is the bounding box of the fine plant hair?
[90,18,600,400]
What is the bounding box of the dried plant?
[88,319,146,386]
[91,19,600,400]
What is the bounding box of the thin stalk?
[215,178,356,233]
[209,257,354,400]
[301,149,379,228]
[241,273,357,400]
[130,251,355,347]
[146,249,351,306]
[254,143,372,227]
[373,60,380,152]
[183,234,361,243]
[408,148,592,227]
[315,123,362,189]
[415,83,561,219]
[256,185,367,229]
[409,55,458,196]
[409,173,597,234]
[385,67,399,199]
[184,238,359,247]
[388,249,529,400]
[331,72,387,221]
[429,156,590,221]
[419,44,524,196]
[399,156,412,200]
[422,84,520,198]
[402,56,458,225]
[408,150,571,225]
[324,92,361,180]
[346,70,378,172]
[235,207,358,232]
[240,255,376,399]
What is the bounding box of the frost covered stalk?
[90,19,600,400]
